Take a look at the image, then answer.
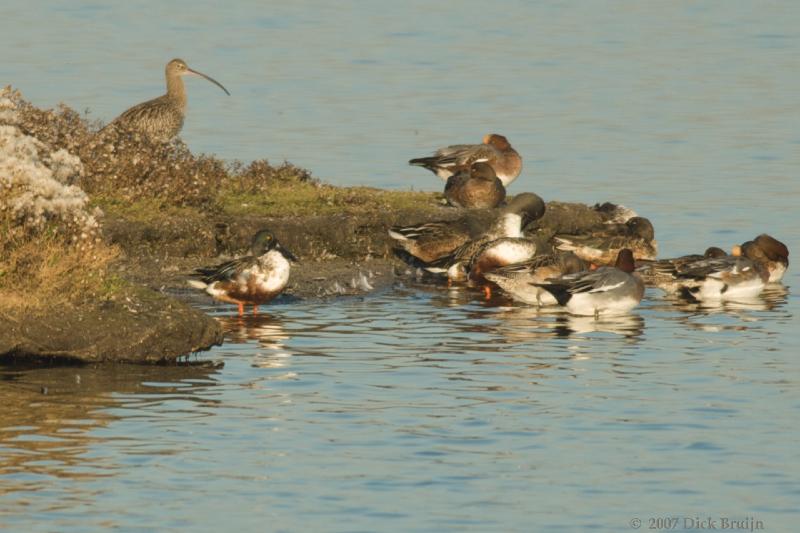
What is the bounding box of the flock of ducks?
[102,59,790,318]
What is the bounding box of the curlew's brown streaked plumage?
[102,58,230,143]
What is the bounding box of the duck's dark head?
[469,162,498,181]
[754,234,789,264]
[614,249,636,273]
[559,251,587,275]
[504,193,546,228]
[704,246,727,259]
[483,133,511,151]
[251,230,297,261]
[626,217,655,240]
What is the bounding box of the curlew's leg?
[237,302,245,317]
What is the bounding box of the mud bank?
[0,193,624,365]
[0,289,223,364]
[106,197,612,302]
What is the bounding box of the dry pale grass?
[0,230,120,311]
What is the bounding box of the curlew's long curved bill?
[187,68,230,95]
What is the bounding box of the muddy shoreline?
[109,198,612,301]
[1,191,622,365]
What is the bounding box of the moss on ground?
[217,184,438,217]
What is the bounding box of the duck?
[483,251,587,306]
[389,192,545,265]
[592,202,640,225]
[444,162,506,209]
[733,234,789,283]
[636,246,727,289]
[534,249,644,317]
[647,242,767,301]
[553,216,657,265]
[434,236,541,294]
[188,229,296,316]
[101,58,230,143]
[410,193,545,282]
[409,133,523,186]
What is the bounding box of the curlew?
[102,58,229,142]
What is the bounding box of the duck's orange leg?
[253,305,259,316]
[484,285,492,299]
[237,302,245,317]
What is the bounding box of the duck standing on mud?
[189,230,296,317]
[101,58,230,143]
[409,133,523,187]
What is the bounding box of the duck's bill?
[277,243,298,262]
[188,68,231,95]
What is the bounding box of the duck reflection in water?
[651,283,789,315]
[215,314,293,369]
[490,304,645,341]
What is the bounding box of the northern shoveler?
[409,133,523,186]
[553,216,658,265]
[188,229,296,316]
[389,192,545,265]
[484,251,587,306]
[444,162,506,209]
[534,249,644,317]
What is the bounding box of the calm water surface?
[2,1,800,531]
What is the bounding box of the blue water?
[2,1,799,531]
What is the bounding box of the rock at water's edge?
[0,290,223,364]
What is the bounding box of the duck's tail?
[408,156,440,172]
[187,279,209,290]
[531,283,571,306]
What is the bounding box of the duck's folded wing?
[670,257,738,280]
[194,256,256,283]
[389,221,455,242]
[434,144,497,167]
[558,268,627,294]
[487,252,559,276]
